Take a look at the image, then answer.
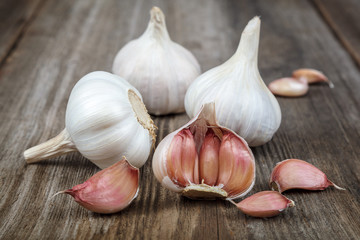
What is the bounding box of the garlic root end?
[50,190,67,199]
[329,180,346,191]
[24,129,76,164]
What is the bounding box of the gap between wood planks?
[310,0,360,69]
[0,0,47,69]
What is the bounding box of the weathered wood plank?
[312,0,360,67]
[0,0,359,239]
[0,0,45,65]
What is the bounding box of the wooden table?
[1,0,359,239]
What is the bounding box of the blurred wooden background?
[0,0,359,239]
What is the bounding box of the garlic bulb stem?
[235,16,260,63]
[24,129,76,163]
[144,7,170,42]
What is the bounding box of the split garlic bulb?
[152,103,255,200]
[112,6,201,115]
[185,17,281,146]
[24,71,156,169]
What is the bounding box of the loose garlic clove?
[293,68,334,88]
[24,71,156,169]
[185,17,281,146]
[269,159,345,193]
[55,157,139,214]
[268,77,309,97]
[152,103,255,200]
[112,7,201,115]
[232,191,295,218]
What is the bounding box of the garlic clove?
[216,133,234,187]
[112,7,201,115]
[167,129,198,186]
[232,191,295,218]
[167,131,188,187]
[268,77,309,97]
[24,71,156,169]
[269,159,345,193]
[292,68,334,88]
[152,103,256,200]
[218,133,255,198]
[184,17,281,146]
[57,157,139,214]
[199,130,220,186]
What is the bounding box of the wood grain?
[312,0,360,67]
[0,0,359,239]
[0,0,46,65]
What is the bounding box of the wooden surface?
[0,0,359,239]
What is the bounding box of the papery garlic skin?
[112,6,201,115]
[270,159,345,192]
[152,103,256,200]
[59,157,139,214]
[185,17,281,146]
[233,191,295,218]
[24,71,156,169]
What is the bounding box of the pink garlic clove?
[292,68,333,88]
[167,129,198,186]
[56,157,139,214]
[232,191,295,218]
[218,132,255,197]
[270,159,345,193]
[268,77,309,97]
[199,130,220,186]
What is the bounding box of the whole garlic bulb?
[24,71,156,169]
[112,6,201,115]
[152,103,255,200]
[185,17,281,146]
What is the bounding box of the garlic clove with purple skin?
[56,157,139,214]
[152,102,255,200]
[231,191,295,218]
[292,68,334,88]
[268,77,309,97]
[269,159,345,193]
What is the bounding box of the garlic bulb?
[152,103,255,200]
[185,17,281,146]
[112,6,201,115]
[24,71,156,169]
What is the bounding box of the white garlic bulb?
[24,71,156,169]
[112,6,201,115]
[185,17,281,146]
[152,103,255,200]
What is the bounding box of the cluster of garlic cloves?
[185,17,281,147]
[112,6,201,115]
[269,159,345,192]
[24,71,156,169]
[268,68,332,97]
[152,103,256,200]
[56,157,139,214]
